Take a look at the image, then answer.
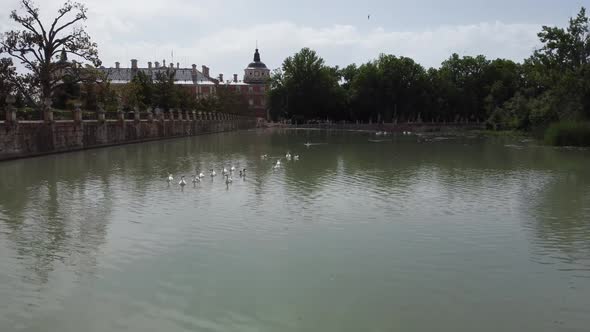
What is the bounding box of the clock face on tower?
[244,48,270,83]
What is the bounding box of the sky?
[1,0,589,78]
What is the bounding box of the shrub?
[544,121,590,146]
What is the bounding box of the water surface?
[1,129,589,332]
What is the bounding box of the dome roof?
[247,48,268,69]
[247,61,268,69]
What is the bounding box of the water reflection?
[0,129,589,332]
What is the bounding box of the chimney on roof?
[155,61,160,68]
[115,61,120,69]
[219,73,223,82]
[148,62,152,69]
[233,74,238,83]
[131,59,138,69]
[163,59,166,67]
[177,62,180,69]
[192,64,197,73]
[170,62,174,69]
[202,65,210,77]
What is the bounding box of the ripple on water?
[1,130,590,332]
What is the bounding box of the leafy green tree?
[153,69,178,111]
[269,48,344,122]
[217,87,249,115]
[131,71,154,108]
[525,7,590,121]
[0,0,101,111]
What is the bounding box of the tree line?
[269,8,590,132]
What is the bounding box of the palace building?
[98,48,270,119]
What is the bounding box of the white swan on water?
[225,174,233,184]
[192,175,200,184]
[230,166,236,172]
[210,169,217,177]
[179,176,187,186]
[198,172,205,178]
[273,160,281,170]
[286,152,292,161]
[294,155,300,161]
[167,174,174,183]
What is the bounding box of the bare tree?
[0,0,101,110]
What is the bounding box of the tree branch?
[51,14,86,39]
[20,0,48,44]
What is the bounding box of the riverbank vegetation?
[269,8,590,146]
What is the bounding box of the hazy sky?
[1,0,588,77]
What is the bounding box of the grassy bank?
[544,121,590,147]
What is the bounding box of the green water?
[1,129,589,332]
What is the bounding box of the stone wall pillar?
[191,110,196,121]
[43,99,54,123]
[147,107,154,122]
[73,103,83,123]
[117,105,125,122]
[155,107,164,121]
[177,109,183,121]
[133,106,141,122]
[5,95,17,123]
[97,103,106,122]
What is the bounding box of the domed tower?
[244,48,270,83]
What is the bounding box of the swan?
[210,169,217,177]
[225,174,233,184]
[192,175,200,185]
[286,152,292,161]
[198,172,205,178]
[294,155,300,161]
[167,174,174,183]
[230,166,236,172]
[261,154,268,160]
[179,176,187,186]
[304,142,312,147]
[222,167,228,176]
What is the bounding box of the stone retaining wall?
[0,117,256,161]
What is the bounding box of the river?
[0,129,589,331]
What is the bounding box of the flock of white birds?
[165,133,414,188]
[166,151,301,187]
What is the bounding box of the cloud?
[0,0,544,78]
[121,21,540,76]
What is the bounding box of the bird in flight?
[368,14,371,20]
